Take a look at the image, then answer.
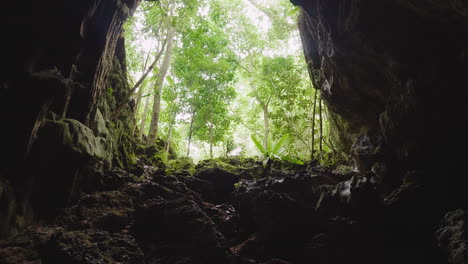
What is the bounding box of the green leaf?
[281,155,304,165]
[267,135,272,154]
[166,75,175,86]
[271,135,288,155]
[251,134,265,154]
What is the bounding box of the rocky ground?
[0,152,465,264]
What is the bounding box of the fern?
[251,134,304,168]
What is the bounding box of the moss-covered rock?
[22,119,112,220]
[41,119,110,162]
[135,144,165,168]
[196,158,264,180]
[112,132,137,168]
[166,157,196,177]
[92,109,109,138]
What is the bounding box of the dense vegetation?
[122,0,338,163]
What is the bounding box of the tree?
[245,56,303,154]
[112,37,167,120]
[173,5,238,158]
[123,0,337,163]
[141,0,199,146]
[311,87,318,160]
[146,26,176,145]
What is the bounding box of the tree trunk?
[187,111,195,157]
[262,103,269,152]
[111,38,167,120]
[165,118,174,158]
[134,46,153,114]
[311,89,318,160]
[134,80,147,118]
[138,88,152,138]
[319,92,323,156]
[209,123,214,159]
[132,81,147,135]
[146,27,176,145]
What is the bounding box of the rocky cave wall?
[2,0,468,244]
[293,0,468,203]
[0,0,141,238]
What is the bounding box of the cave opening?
[123,0,338,165]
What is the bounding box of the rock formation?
[2,0,468,263]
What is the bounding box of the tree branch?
[111,37,168,120]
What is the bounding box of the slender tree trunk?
[138,91,152,138]
[319,92,323,156]
[165,118,174,158]
[134,80,147,118]
[112,38,167,120]
[311,89,318,160]
[134,45,153,114]
[262,103,269,152]
[147,27,176,145]
[132,81,147,135]
[187,111,195,157]
[209,123,214,159]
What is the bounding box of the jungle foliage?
[123,0,341,164]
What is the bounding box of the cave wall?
[293,0,468,202]
[0,0,141,238]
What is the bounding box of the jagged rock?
[350,134,384,172]
[0,226,58,263]
[251,190,302,239]
[294,0,468,208]
[315,184,346,216]
[0,226,143,264]
[178,176,216,202]
[97,167,140,191]
[194,166,239,202]
[40,119,110,162]
[166,157,196,177]
[23,117,116,221]
[315,172,382,219]
[92,109,109,138]
[125,181,183,203]
[55,190,134,232]
[135,144,166,168]
[132,197,227,262]
[235,174,329,238]
[43,229,143,264]
[152,174,191,194]
[201,157,263,180]
[436,209,468,264]
[203,203,239,240]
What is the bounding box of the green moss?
[112,132,137,168]
[195,157,264,180]
[42,119,110,163]
[165,157,196,177]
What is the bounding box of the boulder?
[27,118,111,220]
